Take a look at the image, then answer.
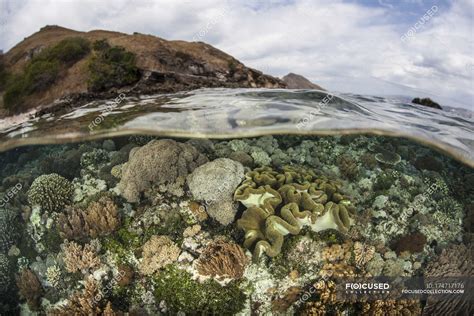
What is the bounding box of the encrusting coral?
[27,173,74,212]
[15,269,43,310]
[57,196,120,240]
[139,235,181,275]
[187,158,245,225]
[195,238,248,280]
[62,240,101,273]
[235,165,356,260]
[118,139,208,202]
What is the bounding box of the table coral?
[234,166,356,260]
[118,139,208,202]
[27,173,74,212]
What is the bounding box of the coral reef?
[392,231,427,255]
[0,253,11,294]
[368,143,401,165]
[195,238,248,280]
[139,235,180,275]
[0,206,19,253]
[49,277,118,315]
[57,196,120,240]
[27,173,74,212]
[235,166,356,259]
[118,139,208,202]
[187,158,245,225]
[337,154,359,180]
[363,300,422,315]
[0,134,471,315]
[153,265,246,314]
[15,269,43,310]
[62,240,101,273]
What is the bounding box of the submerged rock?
[187,158,245,225]
[412,97,442,110]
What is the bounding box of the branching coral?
[139,235,180,275]
[57,196,120,240]
[16,269,44,310]
[49,276,119,315]
[27,173,74,212]
[234,166,356,260]
[118,139,208,202]
[195,239,248,280]
[62,240,101,273]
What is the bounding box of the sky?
[0,0,473,109]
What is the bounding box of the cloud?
[0,0,472,108]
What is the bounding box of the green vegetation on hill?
[87,39,140,92]
[2,37,90,110]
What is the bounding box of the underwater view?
[0,124,472,314]
[0,1,473,313]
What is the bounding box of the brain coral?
[118,139,208,202]
[27,173,74,212]
[187,158,245,225]
[234,166,356,260]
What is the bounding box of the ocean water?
[0,89,472,315]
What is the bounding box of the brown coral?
[337,154,359,179]
[353,241,375,268]
[139,235,180,275]
[363,299,422,316]
[62,240,101,273]
[422,243,473,316]
[392,231,427,255]
[57,197,120,240]
[271,286,302,312]
[118,139,208,202]
[16,269,43,310]
[49,277,119,316]
[195,239,248,280]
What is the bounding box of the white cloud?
[1,0,472,109]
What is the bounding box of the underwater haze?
[0,89,473,315]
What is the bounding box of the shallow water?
[0,132,472,315]
[0,89,473,167]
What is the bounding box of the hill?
[0,25,285,116]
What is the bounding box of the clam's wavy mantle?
[0,88,472,167]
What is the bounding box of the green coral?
[27,173,74,212]
[153,265,246,315]
[234,166,356,260]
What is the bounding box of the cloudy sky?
[1,0,473,109]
